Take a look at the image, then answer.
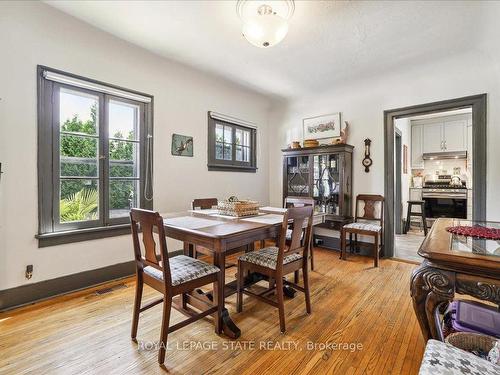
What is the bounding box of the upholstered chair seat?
[238,247,302,270]
[343,222,382,232]
[144,255,219,286]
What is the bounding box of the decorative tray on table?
[217,196,259,217]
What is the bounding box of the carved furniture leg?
[410,262,455,341]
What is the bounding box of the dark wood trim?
[0,249,183,312]
[281,144,354,156]
[207,164,257,172]
[0,261,134,312]
[207,111,257,172]
[36,65,154,246]
[36,224,132,248]
[37,65,154,100]
[384,94,487,258]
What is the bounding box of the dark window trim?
[207,112,257,172]
[37,65,154,247]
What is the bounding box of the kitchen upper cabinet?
[423,122,444,153]
[411,124,424,169]
[443,119,467,151]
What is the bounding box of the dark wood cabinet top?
[282,144,354,155]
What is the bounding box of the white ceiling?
[45,1,490,100]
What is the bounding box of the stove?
[422,179,467,219]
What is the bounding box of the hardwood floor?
[0,248,425,375]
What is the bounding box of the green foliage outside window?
[60,104,137,221]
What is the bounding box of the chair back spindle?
[278,206,314,270]
[130,209,171,286]
[355,194,384,227]
[192,198,218,210]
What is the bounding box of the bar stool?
[404,200,428,235]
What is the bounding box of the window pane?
[224,126,232,143]
[109,100,139,140]
[109,179,139,218]
[224,144,232,160]
[243,130,250,147]
[61,157,98,177]
[235,129,242,145]
[236,145,243,161]
[60,88,98,136]
[244,146,250,162]
[60,179,99,223]
[109,140,139,177]
[60,135,98,177]
[215,142,223,160]
[216,124,224,143]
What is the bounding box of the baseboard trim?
[0,249,184,312]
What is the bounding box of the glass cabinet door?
[286,156,310,196]
[313,154,340,214]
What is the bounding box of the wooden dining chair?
[130,208,223,365]
[237,206,314,333]
[191,198,218,259]
[284,196,315,271]
[340,194,384,267]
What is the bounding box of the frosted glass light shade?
[242,12,289,48]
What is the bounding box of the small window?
[207,113,257,172]
[37,66,153,246]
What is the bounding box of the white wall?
[269,47,500,222]
[0,2,272,290]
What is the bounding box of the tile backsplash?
[412,159,470,186]
[422,159,467,177]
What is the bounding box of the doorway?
[394,128,402,234]
[383,94,487,258]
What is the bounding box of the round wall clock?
[362,138,372,172]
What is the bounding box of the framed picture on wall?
[303,112,341,140]
[171,134,193,157]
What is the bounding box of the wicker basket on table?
[446,332,498,357]
[217,196,259,217]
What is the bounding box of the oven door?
[423,196,467,219]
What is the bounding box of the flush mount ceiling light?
[236,0,295,48]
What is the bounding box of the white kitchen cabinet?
[411,124,424,169]
[423,122,444,153]
[443,119,467,151]
[413,115,468,157]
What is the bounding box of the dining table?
[410,218,500,341]
[161,208,325,339]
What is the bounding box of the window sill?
[207,163,257,172]
[36,224,131,248]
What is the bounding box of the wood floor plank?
[0,248,425,375]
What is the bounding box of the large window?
[207,112,257,172]
[37,66,153,247]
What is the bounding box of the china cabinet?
[282,144,353,248]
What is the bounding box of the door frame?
[394,128,403,234]
[383,94,487,258]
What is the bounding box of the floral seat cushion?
[143,255,219,286]
[238,246,302,269]
[419,339,500,375]
[343,222,381,232]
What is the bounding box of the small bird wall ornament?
[175,138,193,155]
